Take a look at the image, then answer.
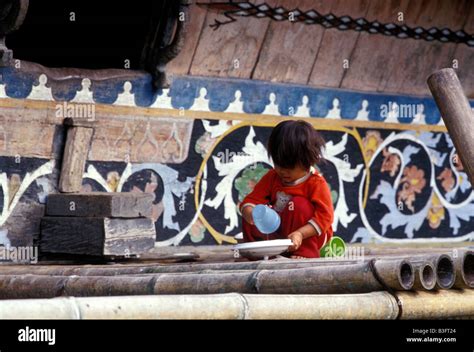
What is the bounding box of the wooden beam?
[340,0,412,93]
[451,1,474,98]
[308,0,370,88]
[58,126,94,193]
[166,2,208,77]
[189,0,276,79]
[387,0,470,96]
[252,0,331,84]
[46,192,154,218]
[427,68,474,185]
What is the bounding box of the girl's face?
[274,164,309,184]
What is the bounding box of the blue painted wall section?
[0,67,473,247]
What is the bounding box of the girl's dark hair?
[267,120,325,169]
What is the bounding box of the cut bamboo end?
[435,254,455,289]
[453,250,474,289]
[374,259,415,291]
[399,260,415,290]
[419,262,436,291]
[463,251,474,288]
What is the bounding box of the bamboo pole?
[0,292,400,320]
[398,290,474,319]
[0,251,459,276]
[453,250,474,289]
[0,290,473,320]
[0,251,462,294]
[0,259,413,298]
[427,68,474,185]
[372,258,414,291]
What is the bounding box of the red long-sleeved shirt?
[240,168,334,237]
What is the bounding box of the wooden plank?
[88,116,194,164]
[341,0,471,96]
[40,217,156,257]
[166,2,209,77]
[383,0,471,96]
[58,126,94,193]
[451,2,474,98]
[308,0,371,87]
[427,68,474,185]
[0,104,55,158]
[252,0,332,84]
[339,0,412,93]
[46,192,154,218]
[371,0,441,95]
[0,102,196,162]
[189,0,277,79]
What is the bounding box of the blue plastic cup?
[252,204,281,234]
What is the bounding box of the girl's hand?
[288,231,303,252]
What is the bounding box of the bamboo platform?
[0,243,472,319]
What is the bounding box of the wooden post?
[427,68,474,186]
[58,124,94,193]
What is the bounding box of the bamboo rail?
[0,290,472,319]
[0,259,413,299]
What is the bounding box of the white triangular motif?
[263,93,279,115]
[191,87,210,111]
[114,81,135,106]
[356,100,369,120]
[295,95,310,117]
[27,74,54,101]
[151,88,173,109]
[0,82,6,99]
[413,104,425,124]
[438,116,446,126]
[72,78,95,103]
[326,98,341,118]
[385,102,399,123]
[225,90,244,113]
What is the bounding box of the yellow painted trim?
[0,97,448,133]
[349,127,371,208]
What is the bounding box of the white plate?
[233,239,292,260]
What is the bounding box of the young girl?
[240,120,334,258]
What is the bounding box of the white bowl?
[233,239,292,260]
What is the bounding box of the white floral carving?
[204,127,272,233]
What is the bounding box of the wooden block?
[46,192,154,218]
[59,126,94,193]
[40,217,156,257]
